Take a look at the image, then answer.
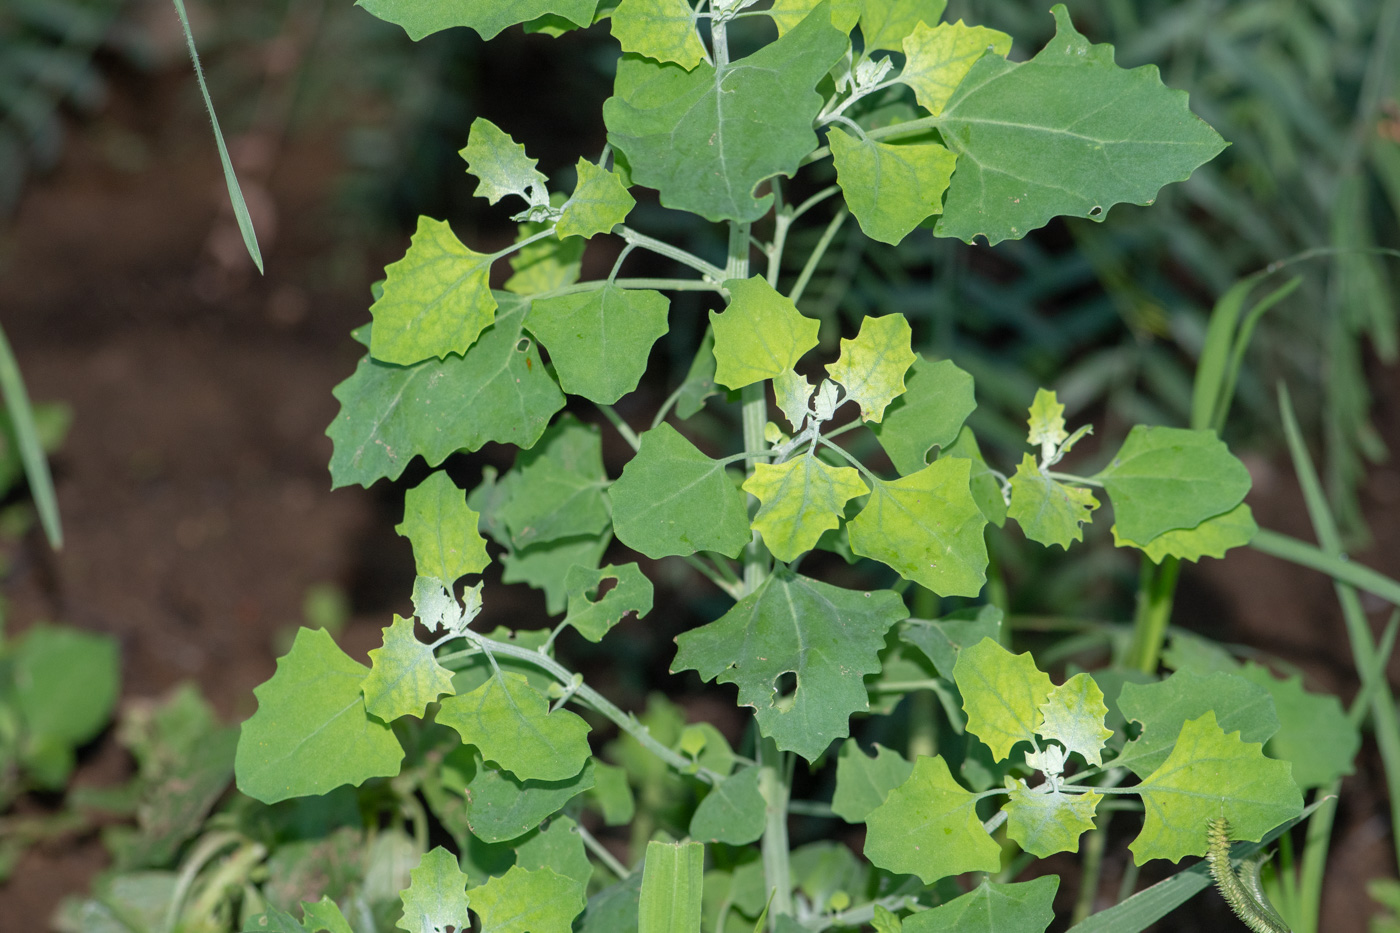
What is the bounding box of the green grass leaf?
[396,470,490,585]
[860,0,948,54]
[527,285,669,404]
[953,637,1053,762]
[498,419,610,548]
[900,20,1012,116]
[903,876,1058,933]
[710,276,820,390]
[470,865,587,933]
[1039,673,1113,768]
[398,847,471,933]
[557,159,636,239]
[609,0,706,69]
[235,628,404,803]
[1128,502,1257,564]
[438,671,592,781]
[864,755,1001,883]
[639,841,704,933]
[673,569,908,761]
[689,765,766,845]
[825,314,918,423]
[0,326,63,548]
[1004,781,1101,858]
[460,117,549,208]
[356,0,598,40]
[562,562,654,642]
[829,129,957,245]
[361,615,455,722]
[1114,670,1279,778]
[871,355,976,476]
[742,455,869,562]
[831,739,914,823]
[1008,454,1099,549]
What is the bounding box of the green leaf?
[235,627,404,804]
[527,285,669,404]
[863,754,1000,883]
[12,626,119,772]
[768,0,861,35]
[860,0,948,54]
[899,606,1003,680]
[710,276,821,390]
[503,534,611,616]
[742,455,869,562]
[506,216,584,294]
[587,761,636,826]
[470,865,587,933]
[300,897,354,933]
[900,20,1012,116]
[1007,454,1099,549]
[1131,711,1303,864]
[437,671,592,781]
[499,418,610,547]
[328,295,565,488]
[1237,662,1359,790]
[1094,426,1252,545]
[368,216,497,366]
[557,159,636,239]
[356,0,598,40]
[673,569,908,761]
[603,9,847,222]
[562,563,654,642]
[462,752,597,843]
[953,637,1052,762]
[1115,670,1279,778]
[396,470,490,585]
[825,314,918,423]
[639,841,704,933]
[1129,502,1258,563]
[933,5,1227,245]
[870,356,976,476]
[610,422,751,558]
[361,615,455,722]
[516,816,593,886]
[1003,780,1101,858]
[831,740,914,823]
[1038,673,1113,768]
[676,328,720,418]
[690,765,766,845]
[902,876,1058,933]
[460,117,549,208]
[397,846,471,933]
[848,459,989,598]
[941,426,1007,526]
[829,129,957,245]
[610,0,705,69]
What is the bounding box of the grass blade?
[0,323,61,548]
[639,840,704,933]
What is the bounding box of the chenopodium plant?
[232,2,1316,930]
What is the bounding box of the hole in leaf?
[773,671,798,712]
[516,337,532,353]
[1088,205,1103,217]
[585,575,618,604]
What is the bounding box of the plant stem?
[576,822,632,879]
[597,403,641,451]
[1127,557,1180,673]
[618,226,725,280]
[789,209,848,306]
[758,736,794,924]
[532,277,722,301]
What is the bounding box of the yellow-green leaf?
[829,129,957,245]
[1003,781,1101,857]
[952,637,1052,762]
[1038,673,1112,768]
[863,754,1000,883]
[558,159,635,239]
[860,0,948,53]
[711,276,820,390]
[825,314,918,423]
[362,615,456,722]
[610,0,706,69]
[900,20,1011,116]
[396,470,490,586]
[743,456,869,562]
[1007,453,1099,549]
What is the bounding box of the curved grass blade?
[0,324,61,548]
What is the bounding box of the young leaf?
[1237,662,1359,790]
[934,5,1227,245]
[557,159,636,239]
[603,8,846,222]
[527,285,669,404]
[860,0,948,54]
[1131,711,1303,864]
[941,426,1007,526]
[1094,425,1252,546]
[673,569,908,761]
[499,419,610,547]
[1003,780,1101,858]
[469,865,588,933]
[863,755,1001,883]
[460,117,549,208]
[1115,670,1279,778]
[953,637,1053,762]
[357,0,598,40]
[774,369,814,431]
[1025,387,1067,450]
[639,841,704,933]
[1038,673,1113,767]
[847,458,989,598]
[1128,502,1258,563]
[710,276,820,390]
[562,562,654,642]
[398,846,471,933]
[362,615,456,722]
[831,740,914,823]
[368,216,497,366]
[828,129,957,245]
[870,356,976,476]
[609,422,751,558]
[236,628,404,804]
[396,470,490,585]
[901,876,1059,933]
[1007,454,1099,549]
[899,606,1003,680]
[689,765,766,845]
[437,671,592,781]
[825,314,918,423]
[742,455,869,562]
[463,754,598,843]
[328,295,565,488]
[768,0,861,35]
[610,0,706,70]
[900,20,1012,116]
[515,816,593,886]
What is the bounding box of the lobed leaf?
[870,355,976,476]
[941,426,1007,526]
[1238,662,1359,790]
[462,754,597,843]
[528,285,669,404]
[498,418,610,548]
[900,20,1011,116]
[710,276,820,390]
[362,615,456,722]
[863,755,1000,883]
[899,606,1002,680]
[953,637,1053,762]
[459,117,549,208]
[396,470,490,585]
[609,0,706,70]
[831,740,914,823]
[557,158,636,239]
[1003,781,1101,858]
[742,455,869,562]
[516,816,593,886]
[469,865,587,933]
[689,765,766,845]
[829,129,957,245]
[768,0,861,35]
[860,0,948,54]
[1038,673,1113,768]
[397,846,471,933]
[437,671,592,781]
[825,314,918,423]
[1115,670,1279,778]
[1129,501,1258,563]
[1007,454,1099,549]
[562,562,654,642]
[902,876,1059,933]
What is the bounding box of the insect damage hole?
[773,671,798,712]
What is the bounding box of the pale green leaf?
[1094,425,1252,545]
[863,755,1001,883]
[12,626,118,760]
[362,615,455,722]
[1007,454,1099,549]
[870,356,976,476]
[768,0,860,35]
[934,5,1227,245]
[499,418,610,547]
[952,637,1053,762]
[506,216,584,294]
[1038,673,1113,768]
[1115,670,1279,778]
[603,10,846,222]
[398,846,471,933]
[1025,388,1067,450]
[848,459,989,598]
[588,761,636,826]
[940,426,1007,526]
[396,470,490,585]
[831,740,914,823]
[1238,662,1359,790]
[1131,711,1303,864]
[743,455,869,562]
[860,0,948,54]
[902,876,1058,933]
[639,841,703,933]
[462,752,597,843]
[610,422,751,558]
[825,314,918,423]
[368,216,497,366]
[235,628,404,804]
[300,896,354,933]
[610,0,705,69]
[900,20,1012,116]
[673,569,908,761]
[1129,502,1258,563]
[557,159,636,239]
[690,765,766,845]
[437,671,592,781]
[503,534,610,616]
[356,0,598,40]
[773,369,813,431]
[527,285,669,404]
[515,816,593,886]
[829,129,957,245]
[563,562,654,642]
[899,606,1002,680]
[676,328,720,419]
[459,117,548,207]
[711,276,820,390]
[470,866,587,933]
[1003,780,1100,858]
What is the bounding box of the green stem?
[618,226,725,280]
[531,277,721,302]
[789,209,848,306]
[576,822,631,879]
[1128,557,1180,673]
[1250,528,1400,606]
[488,225,558,261]
[597,404,641,451]
[758,736,793,924]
